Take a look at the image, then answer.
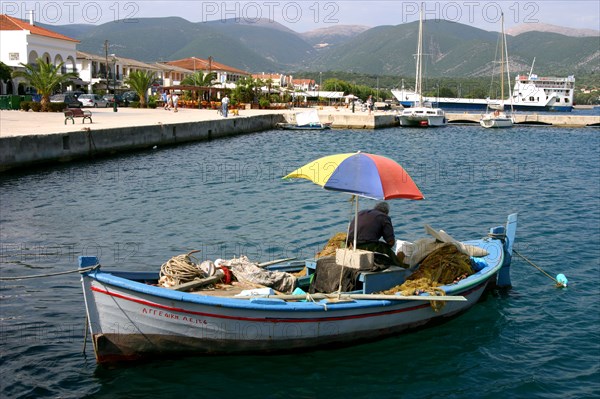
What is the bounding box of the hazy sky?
[3,0,599,32]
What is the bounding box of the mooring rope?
[513,249,566,287]
[0,264,100,281]
[158,250,205,288]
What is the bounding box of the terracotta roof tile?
[0,14,79,42]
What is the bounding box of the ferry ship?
[392,74,575,113]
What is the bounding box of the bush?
[30,102,42,112]
[20,101,31,111]
[259,98,270,108]
[129,101,140,108]
[47,102,66,112]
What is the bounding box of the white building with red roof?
[292,78,316,91]
[165,57,250,89]
[0,13,79,94]
[252,73,294,88]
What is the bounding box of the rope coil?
[158,250,205,288]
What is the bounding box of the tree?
[0,62,12,83]
[180,71,216,87]
[11,58,78,111]
[124,70,156,107]
[231,76,260,104]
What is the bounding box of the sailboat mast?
[500,12,504,100]
[502,12,514,113]
[415,6,423,105]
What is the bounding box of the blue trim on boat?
[86,269,402,312]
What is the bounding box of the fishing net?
[316,232,348,258]
[380,243,474,297]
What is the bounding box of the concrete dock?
[446,112,600,127]
[1,106,598,172]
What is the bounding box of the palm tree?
[12,58,78,111]
[124,70,156,107]
[181,71,216,102]
[181,71,216,87]
[0,62,12,84]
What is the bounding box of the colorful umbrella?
[284,152,424,249]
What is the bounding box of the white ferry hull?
[392,75,575,113]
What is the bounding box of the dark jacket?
[347,209,395,246]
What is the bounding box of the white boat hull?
[398,107,447,127]
[480,114,514,128]
[82,276,489,362]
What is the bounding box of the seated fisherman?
[347,202,404,266]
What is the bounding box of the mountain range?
[41,17,599,77]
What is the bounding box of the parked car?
[122,91,140,103]
[65,90,85,99]
[78,94,109,108]
[50,93,82,108]
[102,94,126,107]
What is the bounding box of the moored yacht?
[397,7,446,128]
[480,12,514,129]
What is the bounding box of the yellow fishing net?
[316,234,475,311]
[381,243,474,298]
[316,232,348,258]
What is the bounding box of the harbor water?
[1,125,599,398]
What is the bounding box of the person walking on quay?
[172,92,179,112]
[222,95,230,117]
[162,91,169,110]
[367,95,373,115]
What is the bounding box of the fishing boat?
[396,7,446,127]
[79,214,517,364]
[480,13,515,129]
[277,109,332,130]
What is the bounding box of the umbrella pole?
[353,197,359,250]
[338,196,359,298]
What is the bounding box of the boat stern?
[493,213,518,288]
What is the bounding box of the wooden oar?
[173,274,223,292]
[257,257,298,268]
[231,293,466,302]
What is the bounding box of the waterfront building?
[0,13,79,94]
[165,57,250,92]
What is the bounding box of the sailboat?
[397,6,446,127]
[480,13,515,128]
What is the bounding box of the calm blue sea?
[1,125,599,398]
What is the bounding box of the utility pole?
[104,40,109,94]
[208,56,213,101]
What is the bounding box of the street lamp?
[110,54,118,112]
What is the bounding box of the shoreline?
[1,106,598,173]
